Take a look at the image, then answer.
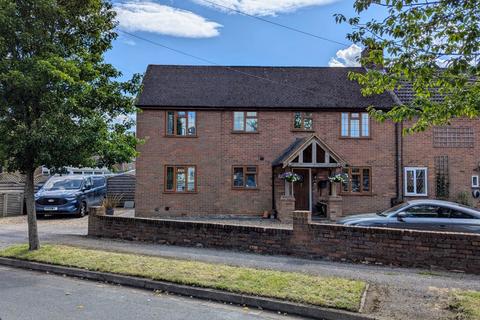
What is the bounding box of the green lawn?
[0,244,366,312]
[450,290,480,320]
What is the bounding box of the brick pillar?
[88,206,105,236]
[327,196,343,221]
[292,210,312,246]
[292,210,311,228]
[277,195,295,223]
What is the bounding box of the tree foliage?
[0,0,141,173]
[335,0,480,132]
[0,0,142,249]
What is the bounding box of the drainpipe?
[388,91,404,206]
[393,122,401,205]
[271,166,277,218]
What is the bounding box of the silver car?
[338,199,480,234]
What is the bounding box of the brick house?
[135,65,480,219]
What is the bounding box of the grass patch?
[418,271,445,277]
[449,290,480,320]
[0,244,365,312]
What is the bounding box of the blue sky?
[106,0,383,81]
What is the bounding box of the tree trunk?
[24,169,39,250]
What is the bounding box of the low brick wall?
[88,209,480,274]
[88,209,293,255]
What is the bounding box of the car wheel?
[78,202,87,218]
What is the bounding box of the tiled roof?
[394,82,445,104]
[272,138,307,167]
[137,65,397,110]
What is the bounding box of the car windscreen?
[377,202,410,217]
[43,178,83,191]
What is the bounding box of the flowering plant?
[329,173,348,184]
[279,172,302,183]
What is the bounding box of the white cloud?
[328,44,362,67]
[192,0,337,16]
[114,1,222,38]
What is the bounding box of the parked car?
[338,199,480,234]
[35,175,107,217]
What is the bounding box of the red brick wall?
[88,210,480,274]
[135,109,398,217]
[402,118,480,207]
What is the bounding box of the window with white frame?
[472,175,479,188]
[404,167,428,196]
[341,112,369,138]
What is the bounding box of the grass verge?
[0,244,365,312]
[449,290,480,320]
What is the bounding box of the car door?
[83,177,95,207]
[448,209,480,234]
[397,204,443,231]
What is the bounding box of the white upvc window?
[472,175,479,188]
[404,167,428,196]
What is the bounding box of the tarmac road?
[0,265,302,320]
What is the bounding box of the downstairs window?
[165,165,196,193]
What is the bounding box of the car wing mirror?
[397,212,407,222]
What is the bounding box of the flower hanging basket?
[328,173,348,184]
[279,172,303,183]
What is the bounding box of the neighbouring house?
[134,65,480,220]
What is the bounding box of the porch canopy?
[272,134,346,168]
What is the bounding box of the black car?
[338,199,480,234]
[35,175,107,217]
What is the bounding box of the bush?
[455,191,472,207]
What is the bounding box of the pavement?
[0,265,302,320]
[1,214,480,320]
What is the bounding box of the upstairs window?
[233,111,258,133]
[232,166,258,189]
[165,165,196,193]
[342,167,371,194]
[341,112,369,138]
[404,167,428,196]
[293,112,313,131]
[166,111,196,136]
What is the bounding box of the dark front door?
[293,169,309,210]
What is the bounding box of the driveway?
[1,214,480,320]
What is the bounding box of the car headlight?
[65,197,77,201]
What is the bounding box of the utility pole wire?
[198,0,350,47]
[119,30,321,96]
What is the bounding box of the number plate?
[44,207,58,211]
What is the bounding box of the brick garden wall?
[89,209,480,274]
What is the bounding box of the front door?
[293,169,310,210]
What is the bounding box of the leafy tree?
[336,0,480,132]
[0,0,141,250]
